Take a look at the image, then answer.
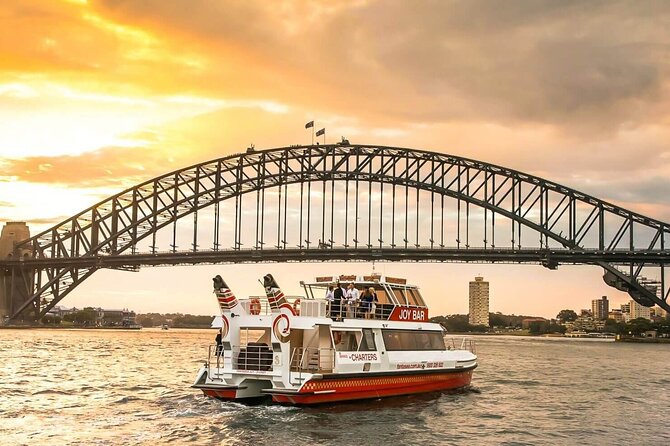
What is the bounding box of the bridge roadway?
[2,248,667,269]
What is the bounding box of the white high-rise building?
[469,276,489,326]
[629,300,652,321]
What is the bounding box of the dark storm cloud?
[96,0,670,132]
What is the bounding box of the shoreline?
[0,325,213,330]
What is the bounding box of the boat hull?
[268,367,475,405]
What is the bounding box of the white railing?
[234,343,274,371]
[289,347,335,382]
[444,337,476,353]
[237,296,420,321]
[239,296,302,315]
[326,302,396,320]
[206,343,275,373]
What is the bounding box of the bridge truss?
[2,144,669,320]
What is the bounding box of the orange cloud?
[0,146,169,187]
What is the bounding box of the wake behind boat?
[192,273,477,405]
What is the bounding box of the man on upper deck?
[332,282,344,320]
[346,283,360,318]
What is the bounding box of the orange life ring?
[332,331,342,345]
[249,298,261,315]
[292,298,301,316]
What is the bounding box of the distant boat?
[161,324,169,330]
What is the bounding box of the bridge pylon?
[0,222,36,322]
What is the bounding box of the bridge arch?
[3,144,670,319]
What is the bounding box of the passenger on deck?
[332,282,344,320]
[360,288,373,318]
[367,287,379,319]
[346,283,360,318]
[325,285,335,316]
[215,328,223,356]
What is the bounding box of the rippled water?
[1,329,669,445]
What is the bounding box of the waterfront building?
[566,314,604,332]
[591,296,609,320]
[608,309,624,323]
[629,300,651,321]
[468,276,489,326]
[650,307,668,322]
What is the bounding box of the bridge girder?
[2,144,669,320]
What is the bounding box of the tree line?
[429,312,565,334]
[136,313,214,328]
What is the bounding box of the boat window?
[373,288,394,305]
[405,289,423,306]
[332,330,359,352]
[393,289,408,305]
[359,329,376,351]
[381,330,445,351]
[240,328,270,347]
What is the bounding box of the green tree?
[63,309,97,325]
[627,318,654,336]
[172,314,215,328]
[528,320,549,335]
[137,315,156,327]
[547,322,567,334]
[604,318,625,334]
[429,314,471,332]
[556,309,578,323]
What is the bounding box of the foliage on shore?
[430,312,566,334]
[136,313,214,328]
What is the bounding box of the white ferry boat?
[192,273,477,405]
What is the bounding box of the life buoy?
[292,298,301,316]
[249,298,261,315]
[332,331,342,345]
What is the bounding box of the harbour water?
[1,329,669,445]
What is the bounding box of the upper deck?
[215,274,431,324]
[300,273,429,322]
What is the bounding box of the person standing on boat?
[332,282,344,320]
[215,328,223,356]
[325,285,335,317]
[346,283,360,318]
[366,287,379,319]
[360,288,373,318]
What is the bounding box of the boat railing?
[206,343,275,374]
[206,344,224,381]
[239,296,302,316]
[290,347,335,381]
[238,296,417,321]
[325,302,396,320]
[445,337,476,354]
[233,343,274,372]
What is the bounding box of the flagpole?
[312,126,314,146]
[323,129,326,145]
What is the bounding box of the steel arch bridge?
[2,143,670,320]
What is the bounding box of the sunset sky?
[1,0,669,318]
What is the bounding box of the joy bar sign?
[389,306,429,322]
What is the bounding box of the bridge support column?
[0,222,34,323]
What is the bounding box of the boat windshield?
[381,329,445,351]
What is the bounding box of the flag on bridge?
[305,121,314,129]
[315,128,325,137]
